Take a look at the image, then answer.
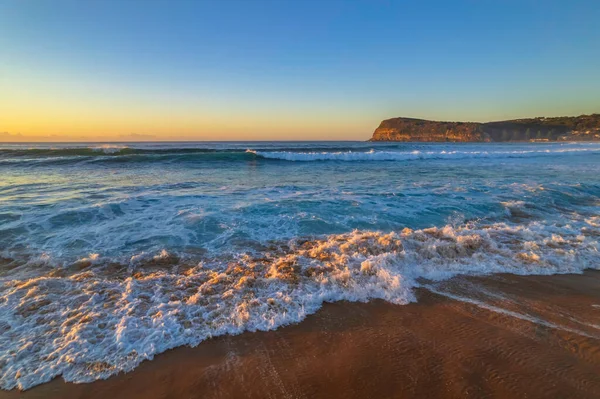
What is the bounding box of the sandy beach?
[3,270,599,399]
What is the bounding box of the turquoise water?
[2,141,599,262]
[1,141,599,389]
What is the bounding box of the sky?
[1,0,599,142]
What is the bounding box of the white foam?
[89,145,129,154]
[1,218,598,390]
[248,147,600,161]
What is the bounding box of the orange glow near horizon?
[0,66,376,142]
[0,115,376,142]
[0,95,377,142]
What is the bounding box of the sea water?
[1,141,599,389]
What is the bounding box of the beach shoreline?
[4,270,600,399]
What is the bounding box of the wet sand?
[3,271,600,399]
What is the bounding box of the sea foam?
[249,147,600,161]
[1,218,598,390]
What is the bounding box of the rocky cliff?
[369,114,600,142]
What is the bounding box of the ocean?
[1,141,599,390]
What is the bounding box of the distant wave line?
[1,145,599,164]
[249,147,600,161]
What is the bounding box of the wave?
[0,146,237,157]
[0,144,388,158]
[250,147,600,161]
[1,217,598,390]
[0,148,260,167]
[2,144,600,164]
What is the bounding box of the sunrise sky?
[1,0,599,142]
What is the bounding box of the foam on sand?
[1,217,598,390]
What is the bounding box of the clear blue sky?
[1,0,599,141]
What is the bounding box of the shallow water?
[1,141,599,389]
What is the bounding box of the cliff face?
[370,114,600,142]
[371,118,487,142]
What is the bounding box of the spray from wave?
[90,144,130,154]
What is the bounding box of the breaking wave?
[1,144,599,165]
[249,147,600,161]
[1,218,599,390]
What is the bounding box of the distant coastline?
[369,114,600,142]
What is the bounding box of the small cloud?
[118,133,156,141]
[0,132,24,141]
